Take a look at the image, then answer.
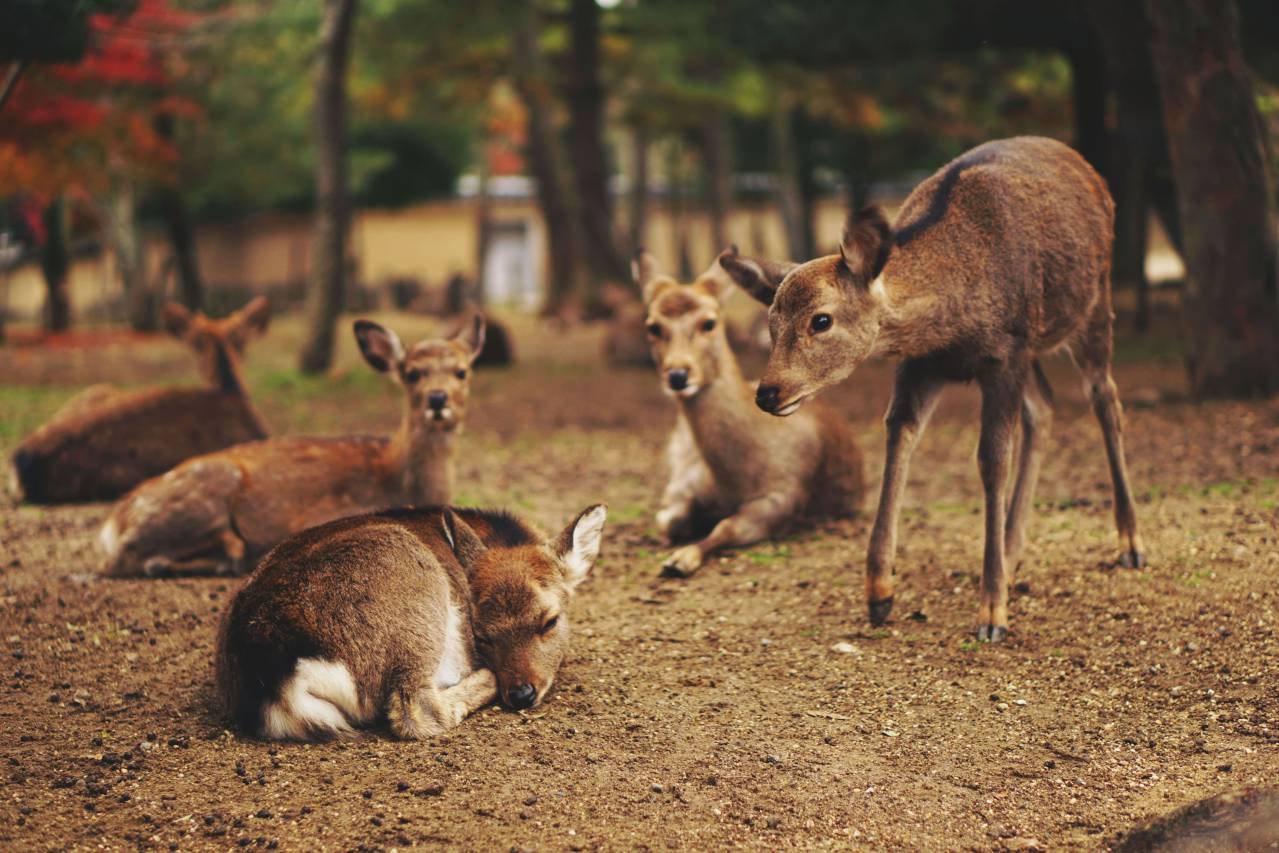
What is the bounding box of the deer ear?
[162,303,194,340]
[633,249,676,305]
[554,504,607,590]
[227,296,271,348]
[442,510,487,572]
[353,320,405,373]
[839,206,893,282]
[716,246,795,307]
[696,252,737,301]
[453,312,486,365]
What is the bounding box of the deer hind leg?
[865,361,945,626]
[661,490,800,577]
[976,360,1027,643]
[1005,360,1055,569]
[1072,314,1145,569]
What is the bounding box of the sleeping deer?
[98,315,485,577]
[216,503,607,740]
[9,298,270,503]
[636,251,864,578]
[720,136,1144,642]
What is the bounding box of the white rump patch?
[261,658,364,741]
[98,516,121,559]
[434,600,470,689]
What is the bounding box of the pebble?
[650,783,664,794]
[996,702,1009,712]
[830,641,860,655]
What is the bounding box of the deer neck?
[675,349,755,449]
[211,340,269,436]
[389,412,458,506]
[872,273,954,360]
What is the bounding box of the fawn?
[98,315,485,577]
[9,298,270,503]
[636,251,864,577]
[720,136,1144,642]
[216,503,607,740]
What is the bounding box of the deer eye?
[645,322,662,338]
[455,368,467,380]
[403,368,421,383]
[538,615,559,635]
[810,313,833,333]
[700,318,717,333]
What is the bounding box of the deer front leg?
[865,362,945,626]
[661,491,799,577]
[429,669,497,729]
[976,361,1026,642]
[656,418,717,543]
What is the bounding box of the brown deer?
[9,298,271,503]
[98,315,485,577]
[216,503,607,740]
[636,251,864,577]
[719,136,1144,642]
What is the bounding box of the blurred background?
[1,0,1277,394]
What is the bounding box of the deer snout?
[756,384,780,413]
[666,368,689,392]
[426,391,448,411]
[505,682,538,710]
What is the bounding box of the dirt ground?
[1,302,1277,851]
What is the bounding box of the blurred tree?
[40,198,71,332]
[300,0,359,374]
[1145,0,1279,396]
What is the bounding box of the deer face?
[633,251,735,398]
[718,208,892,416]
[355,315,485,431]
[162,297,271,387]
[444,506,607,710]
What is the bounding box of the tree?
[300,0,359,374]
[1145,0,1279,396]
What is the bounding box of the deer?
[9,297,271,504]
[216,503,607,740]
[718,136,1145,642]
[98,315,485,578]
[635,251,865,578]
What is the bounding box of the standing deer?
[9,298,271,503]
[98,315,485,577]
[636,251,864,577]
[216,503,607,740]
[719,136,1144,642]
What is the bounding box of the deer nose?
[426,391,448,411]
[667,369,689,392]
[756,384,780,413]
[506,683,537,710]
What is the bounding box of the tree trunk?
[473,141,492,308]
[154,112,203,310]
[564,0,627,290]
[299,0,357,374]
[41,197,70,333]
[771,99,806,261]
[512,3,585,317]
[1066,43,1109,178]
[105,181,156,331]
[628,122,649,256]
[667,140,693,281]
[1145,0,1279,396]
[702,111,732,257]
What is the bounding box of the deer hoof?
[660,545,702,578]
[1118,549,1146,570]
[868,596,894,627]
[976,624,1007,643]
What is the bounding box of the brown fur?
[721,137,1143,641]
[9,298,271,503]
[634,250,864,577]
[98,315,487,577]
[215,503,607,740]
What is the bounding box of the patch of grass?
[606,503,650,525]
[0,385,82,446]
[959,639,981,653]
[746,545,792,565]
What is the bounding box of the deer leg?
[661,491,800,577]
[1005,360,1054,568]
[1087,370,1145,568]
[976,361,1026,642]
[656,417,718,543]
[865,361,945,626]
[429,668,497,728]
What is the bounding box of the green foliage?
[0,0,137,62]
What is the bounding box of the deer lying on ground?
[98,315,485,577]
[9,298,271,503]
[216,503,607,740]
[720,136,1145,642]
[636,251,864,577]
